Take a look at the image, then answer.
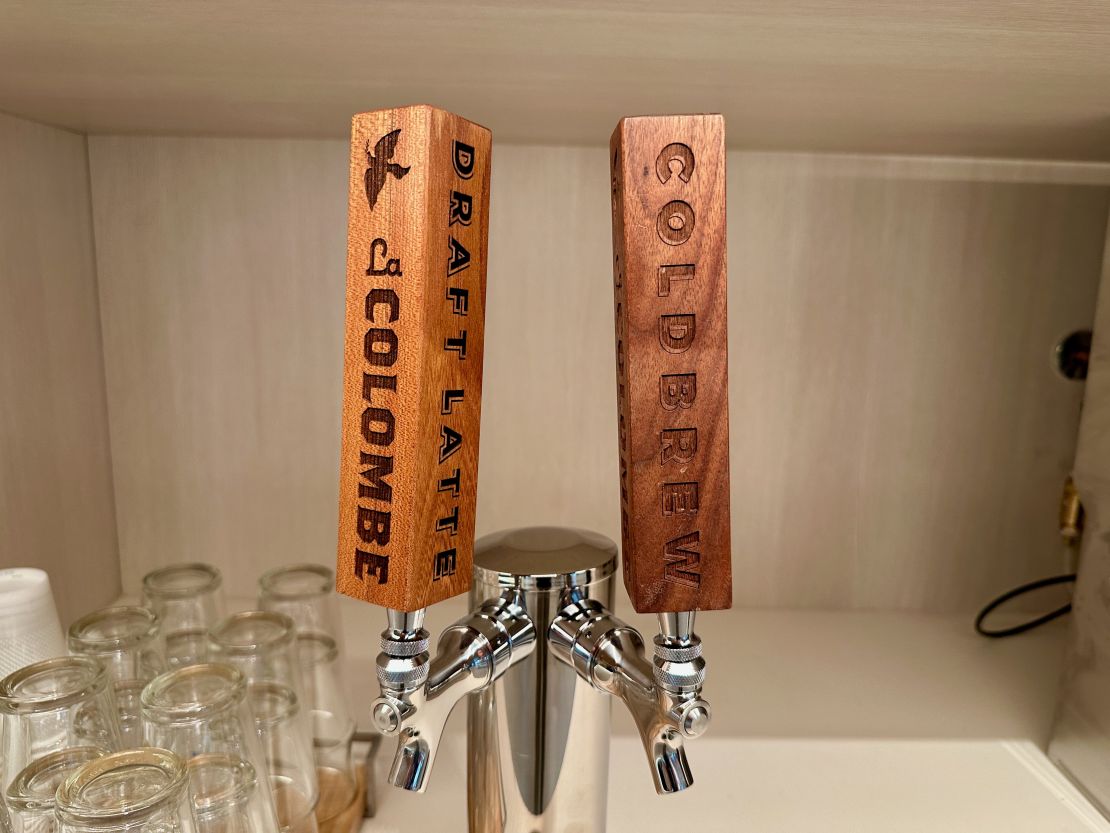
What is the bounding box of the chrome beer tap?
[373,535,713,800]
[334,108,731,832]
[370,592,536,791]
[549,599,710,793]
[332,106,499,794]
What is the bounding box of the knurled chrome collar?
[380,630,431,658]
[376,661,429,689]
[652,640,703,663]
[653,664,707,689]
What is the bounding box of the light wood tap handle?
[610,114,733,613]
[336,105,491,612]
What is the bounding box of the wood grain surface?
[335,106,490,611]
[611,115,732,612]
[315,762,365,833]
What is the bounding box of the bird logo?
[364,129,410,211]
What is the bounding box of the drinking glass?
[141,565,225,668]
[257,566,338,641]
[257,568,358,822]
[5,747,105,833]
[140,664,279,832]
[207,613,304,698]
[248,683,318,833]
[186,755,277,833]
[67,608,165,748]
[295,636,355,826]
[207,614,311,749]
[101,685,144,756]
[0,658,121,796]
[54,748,194,833]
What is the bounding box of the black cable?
[974,573,1077,638]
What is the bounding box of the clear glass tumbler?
[140,664,279,832]
[257,567,359,826]
[0,657,122,796]
[207,614,311,747]
[5,747,106,833]
[257,566,338,640]
[248,684,318,833]
[67,608,165,748]
[54,748,194,833]
[186,754,277,833]
[141,565,225,668]
[295,636,355,826]
[207,613,320,832]
[207,613,305,698]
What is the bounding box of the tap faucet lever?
[653,612,711,739]
[371,591,536,792]
[371,607,431,734]
[549,600,712,794]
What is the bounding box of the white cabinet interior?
[84,138,1108,611]
[0,113,118,624]
[3,124,1108,616]
[3,4,1110,821]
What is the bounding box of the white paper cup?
[0,568,65,678]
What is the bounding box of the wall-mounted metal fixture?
[1056,330,1092,380]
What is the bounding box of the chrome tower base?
[467,527,617,833]
[371,527,712,832]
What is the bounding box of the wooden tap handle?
[610,114,733,613]
[335,106,491,612]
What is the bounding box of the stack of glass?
[257,566,359,825]
[140,663,280,833]
[207,612,319,833]
[66,607,165,747]
[0,560,361,833]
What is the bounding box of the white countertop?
[160,592,1067,746]
[366,735,1108,833]
[183,597,1083,829]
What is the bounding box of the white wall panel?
[0,113,119,624]
[1048,210,1110,810]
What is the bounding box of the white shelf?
[3,3,1110,160]
[367,737,1108,832]
[357,608,1082,830]
[143,598,1066,746]
[119,598,1077,829]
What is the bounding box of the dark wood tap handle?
[336,106,491,612]
[610,114,733,613]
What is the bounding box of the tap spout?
[371,591,535,792]
[549,599,711,795]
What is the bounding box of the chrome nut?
[671,698,712,738]
[370,697,404,735]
